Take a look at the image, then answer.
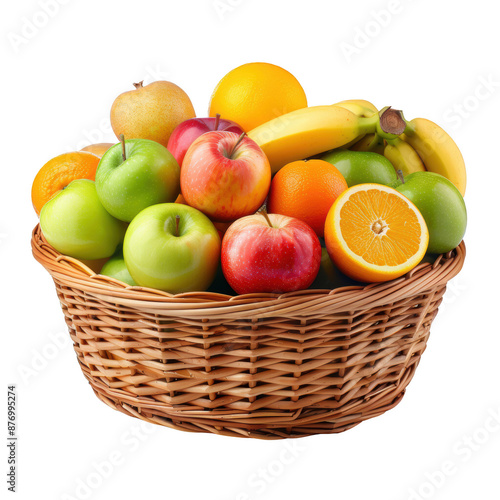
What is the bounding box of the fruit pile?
[31,62,467,295]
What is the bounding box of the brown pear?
[110,81,196,147]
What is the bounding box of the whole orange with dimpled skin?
[267,159,348,237]
[31,151,100,216]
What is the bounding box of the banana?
[349,133,385,154]
[401,118,466,195]
[333,99,378,117]
[248,105,380,174]
[383,137,425,177]
[333,100,379,148]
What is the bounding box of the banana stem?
[377,107,407,139]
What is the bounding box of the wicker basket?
[32,224,465,439]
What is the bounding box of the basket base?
[78,356,414,439]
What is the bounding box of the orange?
[80,142,114,158]
[208,62,307,132]
[267,159,348,237]
[31,151,100,215]
[175,193,188,205]
[324,184,429,282]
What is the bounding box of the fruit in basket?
[248,106,405,174]
[80,143,115,158]
[383,137,425,177]
[401,117,466,195]
[221,212,321,294]
[123,203,221,293]
[181,131,271,222]
[100,247,137,286]
[309,248,362,289]
[395,172,467,254]
[349,133,385,154]
[31,151,101,215]
[324,184,429,282]
[167,115,244,167]
[110,80,196,147]
[96,137,180,222]
[40,179,126,260]
[333,99,378,117]
[320,149,398,187]
[209,62,307,132]
[267,159,347,237]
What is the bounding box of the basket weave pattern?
[32,224,465,439]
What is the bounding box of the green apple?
[395,172,467,254]
[123,203,221,293]
[96,138,180,222]
[320,149,397,187]
[40,179,125,260]
[100,247,137,286]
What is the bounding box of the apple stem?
[214,113,221,131]
[119,134,126,161]
[397,169,405,184]
[133,81,144,89]
[228,132,247,159]
[259,209,274,228]
[175,215,181,236]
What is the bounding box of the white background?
[2,1,500,499]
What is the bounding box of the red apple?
[181,131,271,222]
[167,115,244,167]
[221,212,321,294]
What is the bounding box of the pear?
[110,81,196,148]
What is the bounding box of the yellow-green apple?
[123,203,221,293]
[100,248,137,286]
[40,179,125,260]
[395,171,467,254]
[167,115,244,167]
[96,138,180,222]
[181,131,271,222]
[110,81,196,147]
[221,212,321,294]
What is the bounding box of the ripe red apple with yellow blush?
[180,131,271,222]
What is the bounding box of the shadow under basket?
[32,224,465,439]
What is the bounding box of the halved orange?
[324,184,429,282]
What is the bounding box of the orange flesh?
[339,189,422,267]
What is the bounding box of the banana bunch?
[248,100,466,196]
[247,102,403,175]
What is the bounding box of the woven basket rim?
[31,224,466,318]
